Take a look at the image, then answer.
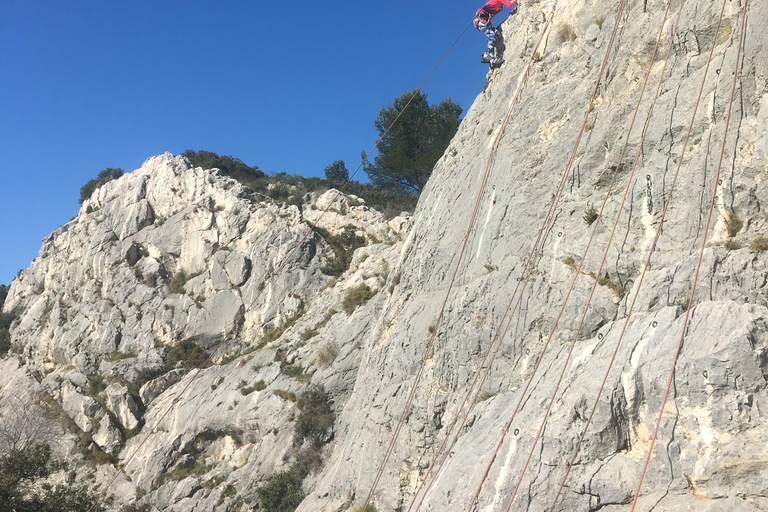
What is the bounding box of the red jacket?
[478,0,514,16]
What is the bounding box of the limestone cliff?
[2,0,767,511]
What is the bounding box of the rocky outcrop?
[1,0,767,510]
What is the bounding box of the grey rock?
[105,383,141,431]
[139,369,184,406]
[93,414,123,456]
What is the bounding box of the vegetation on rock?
[79,168,124,204]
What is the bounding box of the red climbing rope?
[547,0,731,508]
[502,0,687,507]
[629,1,748,508]
[408,1,630,509]
[465,0,694,506]
[362,10,555,511]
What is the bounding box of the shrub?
[557,23,577,43]
[388,272,401,293]
[85,372,107,396]
[315,225,367,277]
[483,257,498,273]
[300,329,319,342]
[273,389,297,402]
[593,14,605,29]
[750,234,768,253]
[282,363,311,383]
[724,239,740,250]
[476,391,497,403]
[79,168,124,204]
[583,203,599,226]
[342,285,376,315]
[294,385,334,447]
[562,256,576,268]
[724,211,743,237]
[597,275,625,298]
[169,271,188,295]
[240,380,267,395]
[164,340,209,371]
[256,466,306,512]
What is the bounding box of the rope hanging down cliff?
[362,6,559,511]
[630,1,749,508]
[85,20,474,512]
[463,0,682,506]
[407,0,630,509]
[499,0,688,507]
[547,0,732,508]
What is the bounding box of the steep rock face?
[300,0,768,510]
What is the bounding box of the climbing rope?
[502,0,687,507]
[87,19,474,512]
[407,0,629,508]
[362,9,556,510]
[547,0,731,508]
[465,0,692,506]
[630,1,748,508]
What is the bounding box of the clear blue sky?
[1,0,505,286]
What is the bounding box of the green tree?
[79,168,124,204]
[364,89,462,195]
[0,442,104,512]
[323,160,349,183]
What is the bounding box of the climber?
[475,0,519,67]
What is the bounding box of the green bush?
[724,210,743,238]
[0,442,105,512]
[314,225,367,277]
[164,340,209,371]
[79,168,124,204]
[239,380,267,395]
[294,385,334,447]
[583,203,599,226]
[750,234,768,253]
[256,466,306,512]
[183,150,265,181]
[342,285,376,315]
[85,372,107,396]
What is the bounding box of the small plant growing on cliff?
[593,14,605,29]
[164,340,209,371]
[562,256,576,268]
[483,256,498,273]
[724,210,743,237]
[272,389,297,402]
[583,203,599,226]
[294,385,334,447]
[750,234,768,253]
[556,23,577,43]
[724,238,740,250]
[343,285,376,315]
[315,225,367,277]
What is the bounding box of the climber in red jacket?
[475,0,519,66]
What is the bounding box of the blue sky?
[0,0,505,285]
